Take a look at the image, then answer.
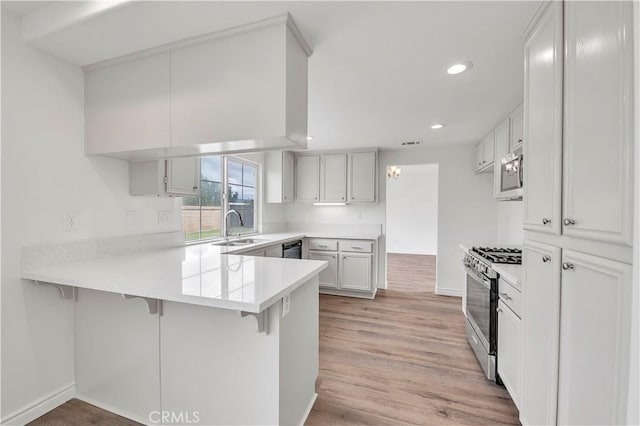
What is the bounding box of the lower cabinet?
[497,299,521,409]
[557,250,632,425]
[521,241,633,425]
[307,238,377,298]
[340,253,372,291]
[264,245,283,258]
[309,251,338,288]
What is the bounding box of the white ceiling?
[2,1,538,151]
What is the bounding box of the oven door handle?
[463,265,491,289]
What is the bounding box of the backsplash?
[496,200,524,245]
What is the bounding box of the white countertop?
[492,264,522,288]
[22,233,330,313]
[21,231,381,313]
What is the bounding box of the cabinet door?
[523,2,563,235]
[557,250,631,425]
[482,133,495,167]
[339,253,372,291]
[309,251,338,288]
[493,121,509,196]
[497,300,521,409]
[348,152,376,202]
[562,1,634,245]
[264,245,283,258]
[521,241,561,426]
[85,53,171,155]
[295,155,320,202]
[166,158,200,196]
[509,106,524,152]
[321,154,347,202]
[170,26,285,147]
[282,151,295,203]
[475,142,484,172]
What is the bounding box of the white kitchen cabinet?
[557,249,632,425]
[130,158,200,197]
[85,53,171,156]
[170,21,308,153]
[348,151,377,202]
[497,299,521,409]
[475,132,494,173]
[339,253,372,292]
[521,241,562,426]
[295,155,320,202]
[265,151,294,203]
[309,251,338,288]
[562,1,634,246]
[321,154,347,203]
[264,245,283,258]
[509,106,524,152]
[523,1,563,236]
[493,120,510,197]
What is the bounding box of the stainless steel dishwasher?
[282,240,302,259]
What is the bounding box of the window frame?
[184,155,259,244]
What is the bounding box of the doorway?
[385,163,439,292]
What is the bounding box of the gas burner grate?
[471,246,522,264]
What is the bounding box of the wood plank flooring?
[305,253,519,425]
[28,253,518,426]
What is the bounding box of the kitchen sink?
[211,238,268,247]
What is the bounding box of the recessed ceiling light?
[431,123,445,130]
[447,61,473,75]
[306,136,313,141]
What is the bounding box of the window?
[182,156,258,242]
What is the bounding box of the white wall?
[0,11,181,422]
[496,200,524,245]
[286,143,497,296]
[386,164,438,255]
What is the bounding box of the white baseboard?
[435,287,463,297]
[298,392,318,426]
[377,281,387,290]
[75,394,147,425]
[1,383,75,426]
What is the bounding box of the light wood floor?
[28,253,518,426]
[305,253,519,425]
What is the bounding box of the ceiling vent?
[401,140,422,147]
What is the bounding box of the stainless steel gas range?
[463,246,521,382]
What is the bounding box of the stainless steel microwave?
[499,152,523,199]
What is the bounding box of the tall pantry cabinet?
[521,2,635,425]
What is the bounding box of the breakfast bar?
[21,237,327,425]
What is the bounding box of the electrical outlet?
[158,210,170,225]
[63,212,79,231]
[282,294,291,317]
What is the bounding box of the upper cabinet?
[295,155,320,203]
[321,154,348,203]
[475,132,494,173]
[509,106,524,152]
[562,1,634,246]
[348,152,377,202]
[85,53,171,156]
[523,1,634,247]
[84,15,311,161]
[523,1,563,235]
[265,151,294,203]
[130,158,200,197]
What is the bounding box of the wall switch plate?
[157,210,170,225]
[126,210,138,228]
[63,212,79,231]
[282,294,291,317]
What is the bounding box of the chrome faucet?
[224,209,244,238]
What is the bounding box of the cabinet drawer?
[308,239,338,251]
[499,278,522,318]
[339,240,373,253]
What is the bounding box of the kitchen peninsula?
[21,232,327,425]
